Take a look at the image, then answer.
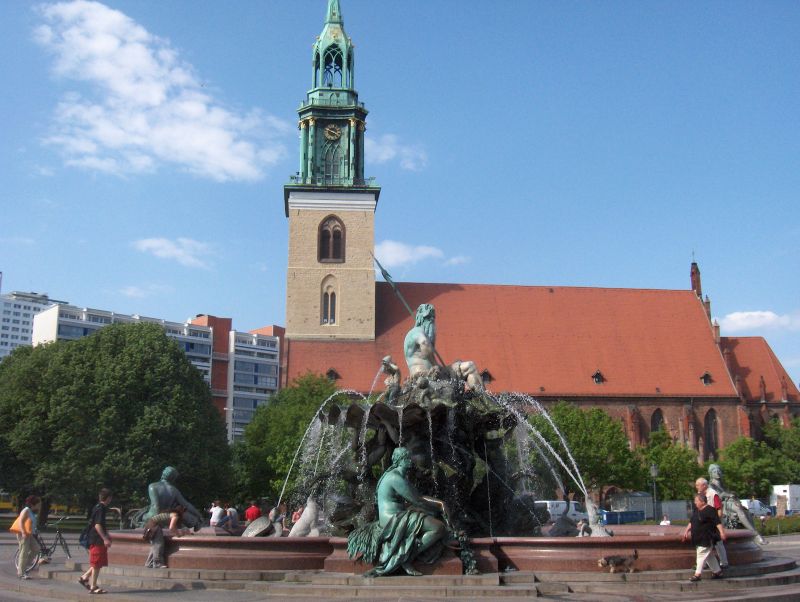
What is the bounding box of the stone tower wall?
[286,206,375,340]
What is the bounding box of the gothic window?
[321,275,337,325]
[323,46,343,87]
[314,52,321,87]
[324,141,342,184]
[703,409,719,461]
[318,216,345,262]
[651,409,664,434]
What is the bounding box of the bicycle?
[14,515,72,575]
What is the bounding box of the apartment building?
[0,291,68,359]
[32,306,281,441]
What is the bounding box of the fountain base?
[108,526,762,574]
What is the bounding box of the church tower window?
[321,276,338,325]
[323,46,344,87]
[324,142,342,184]
[318,216,345,262]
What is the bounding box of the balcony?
[288,175,376,187]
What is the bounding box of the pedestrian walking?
[78,488,113,594]
[696,477,728,568]
[9,495,42,579]
[682,493,726,582]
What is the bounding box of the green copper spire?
[285,0,379,194]
[326,0,343,25]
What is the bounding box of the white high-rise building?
[0,292,68,360]
[33,304,214,384]
[32,305,282,441]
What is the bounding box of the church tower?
[284,0,380,340]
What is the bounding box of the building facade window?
[318,216,345,262]
[321,275,338,326]
[703,409,719,461]
[650,408,664,434]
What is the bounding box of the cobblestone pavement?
[1,532,799,601]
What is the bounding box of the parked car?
[537,500,588,523]
[740,499,772,518]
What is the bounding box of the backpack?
[79,504,98,549]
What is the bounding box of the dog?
[597,549,638,573]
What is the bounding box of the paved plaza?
[2,531,800,601]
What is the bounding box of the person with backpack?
[9,495,42,579]
[78,488,113,594]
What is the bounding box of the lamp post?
[650,462,659,521]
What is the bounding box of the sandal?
[689,574,701,582]
[78,577,90,590]
[89,588,108,594]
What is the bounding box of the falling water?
[398,405,405,445]
[516,394,589,497]
[276,390,351,508]
[426,409,439,495]
[367,365,384,398]
[492,395,587,499]
[483,439,494,537]
[357,408,370,481]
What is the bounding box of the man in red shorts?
[78,488,113,594]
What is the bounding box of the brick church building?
[280,1,799,460]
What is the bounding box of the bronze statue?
[347,447,448,576]
[142,466,202,530]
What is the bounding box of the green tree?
[638,429,702,501]
[528,401,644,504]
[0,323,230,511]
[231,373,343,503]
[762,418,800,482]
[715,436,786,498]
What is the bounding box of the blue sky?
[0,1,798,382]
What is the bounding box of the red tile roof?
[286,282,742,399]
[720,336,800,403]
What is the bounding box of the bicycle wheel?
[13,546,40,574]
[59,534,72,559]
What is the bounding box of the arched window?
[314,52,320,87]
[323,46,343,87]
[324,142,341,184]
[703,409,719,461]
[318,216,345,262]
[651,409,664,434]
[321,276,337,325]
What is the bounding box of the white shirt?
[209,505,225,525]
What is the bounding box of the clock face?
[324,124,342,140]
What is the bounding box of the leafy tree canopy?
[0,323,230,511]
[715,436,787,499]
[637,428,702,501]
[232,373,345,505]
[528,401,643,502]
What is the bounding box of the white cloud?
[365,134,427,171]
[375,240,443,269]
[34,1,289,181]
[444,255,470,266]
[375,240,467,270]
[0,236,36,246]
[119,283,173,298]
[133,237,212,269]
[717,310,800,333]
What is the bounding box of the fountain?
[105,302,764,578]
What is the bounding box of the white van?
[539,500,588,523]
[740,499,771,518]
